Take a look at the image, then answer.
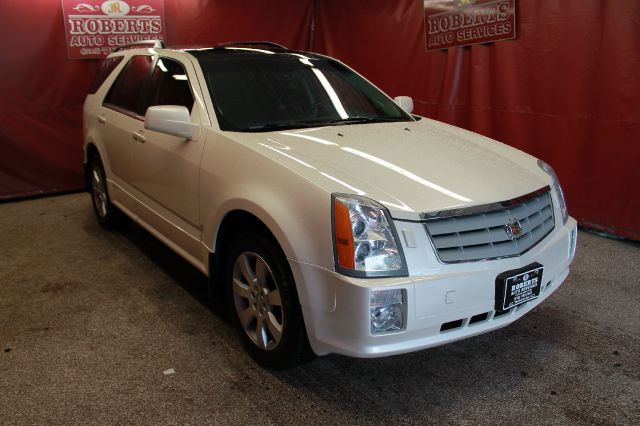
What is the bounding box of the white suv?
[83,40,577,369]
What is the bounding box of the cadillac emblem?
[505,218,523,240]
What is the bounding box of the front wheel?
[225,231,312,369]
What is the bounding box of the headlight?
[537,160,568,224]
[332,193,408,277]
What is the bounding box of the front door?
[129,56,205,261]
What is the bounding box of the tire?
[225,230,312,369]
[88,154,127,230]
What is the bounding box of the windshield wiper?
[241,122,320,132]
[240,116,407,132]
[323,116,408,125]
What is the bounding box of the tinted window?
[194,51,411,132]
[104,55,153,115]
[88,56,123,94]
[143,58,194,113]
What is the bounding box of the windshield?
[194,51,412,132]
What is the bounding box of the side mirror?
[394,96,414,114]
[144,105,199,140]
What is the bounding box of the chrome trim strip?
[420,186,551,221]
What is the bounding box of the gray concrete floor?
[1,193,639,425]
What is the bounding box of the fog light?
[370,289,404,334]
[569,227,577,259]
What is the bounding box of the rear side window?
[88,56,123,94]
[143,58,194,112]
[104,55,153,116]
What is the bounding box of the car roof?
[183,43,327,61]
[109,40,327,61]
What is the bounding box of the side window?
[104,55,153,116]
[88,56,123,94]
[143,58,194,113]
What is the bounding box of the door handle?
[132,131,146,143]
[97,115,106,124]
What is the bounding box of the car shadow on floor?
[271,319,562,421]
[104,212,580,422]
[114,219,220,313]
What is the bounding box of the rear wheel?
[225,230,312,369]
[88,154,126,229]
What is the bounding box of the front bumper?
[290,217,577,358]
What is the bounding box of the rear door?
[100,54,154,212]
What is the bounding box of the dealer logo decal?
[63,0,165,59]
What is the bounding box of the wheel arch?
[84,139,99,162]
[207,204,297,287]
[214,209,282,254]
[199,165,336,314]
[205,196,329,312]
[83,142,101,191]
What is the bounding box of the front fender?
[202,179,334,270]
[198,136,338,312]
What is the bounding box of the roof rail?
[114,39,166,52]
[216,41,287,50]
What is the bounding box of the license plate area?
[495,262,543,311]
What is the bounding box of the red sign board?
[424,0,516,51]
[62,0,165,59]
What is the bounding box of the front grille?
[422,187,555,263]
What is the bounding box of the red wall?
[313,0,640,240]
[1,0,638,239]
[0,0,312,199]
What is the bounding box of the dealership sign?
[424,0,516,51]
[62,0,165,59]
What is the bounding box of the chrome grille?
[422,187,555,263]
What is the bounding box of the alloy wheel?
[231,251,284,351]
[91,164,108,219]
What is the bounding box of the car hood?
[231,117,550,220]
